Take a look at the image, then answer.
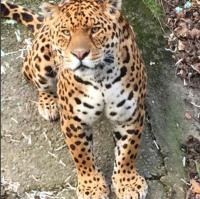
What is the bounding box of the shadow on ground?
[1,0,193,198]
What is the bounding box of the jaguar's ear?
[59,0,71,6]
[97,0,122,10]
[108,0,122,10]
[40,2,59,18]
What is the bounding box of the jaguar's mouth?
[74,64,92,71]
[74,63,104,71]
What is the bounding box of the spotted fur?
[1,1,148,198]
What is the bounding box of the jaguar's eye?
[91,27,101,34]
[63,30,70,36]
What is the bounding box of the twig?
[190,102,200,109]
[10,139,21,143]
[55,145,66,151]
[153,140,160,150]
[66,183,76,191]
[11,117,19,124]
[48,151,57,159]
[58,160,66,167]
[56,188,70,196]
[22,133,32,145]
[31,175,40,182]
[43,131,48,141]
[175,58,183,66]
[182,156,186,167]
[29,100,38,105]
[165,47,177,53]
[181,178,191,186]
[157,17,166,34]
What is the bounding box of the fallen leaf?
[185,111,193,120]
[178,40,186,51]
[175,26,189,38]
[191,179,200,194]
[189,28,200,39]
[191,63,200,74]
[196,0,200,5]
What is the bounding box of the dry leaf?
[191,63,200,74]
[196,0,200,5]
[178,40,186,51]
[185,111,193,120]
[189,28,200,39]
[191,179,200,194]
[175,26,189,38]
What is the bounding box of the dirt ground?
[1,0,200,199]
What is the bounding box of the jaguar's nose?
[71,49,90,60]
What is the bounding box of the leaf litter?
[164,0,200,88]
[182,135,200,199]
[162,1,200,198]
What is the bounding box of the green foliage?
[196,161,200,178]
[142,0,163,19]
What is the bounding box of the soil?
[1,0,200,199]
[163,0,200,198]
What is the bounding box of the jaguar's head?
[42,0,122,73]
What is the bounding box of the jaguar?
[1,0,148,198]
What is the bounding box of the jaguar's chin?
[73,63,106,81]
[74,63,104,72]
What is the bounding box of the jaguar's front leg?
[58,75,109,199]
[112,109,148,199]
[22,37,60,122]
[60,116,109,199]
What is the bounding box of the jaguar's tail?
[1,2,44,34]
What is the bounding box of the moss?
[142,0,163,19]
[165,94,185,176]
[196,162,200,178]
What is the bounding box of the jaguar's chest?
[103,82,137,122]
[59,65,137,124]
[71,80,137,124]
